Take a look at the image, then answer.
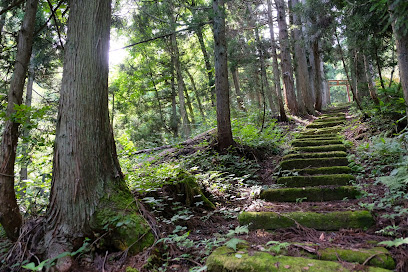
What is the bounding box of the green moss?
[318,247,395,270]
[125,267,140,272]
[302,127,343,135]
[260,186,360,202]
[307,121,345,129]
[238,210,375,231]
[296,166,352,175]
[283,151,347,160]
[0,225,5,238]
[277,174,354,187]
[296,134,340,139]
[92,182,154,254]
[280,157,349,170]
[174,171,215,209]
[206,246,390,272]
[315,117,346,123]
[292,139,343,147]
[293,145,347,153]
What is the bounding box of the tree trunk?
[267,0,287,121]
[171,32,191,138]
[44,1,153,269]
[0,0,38,241]
[195,26,215,106]
[170,49,179,137]
[289,0,315,115]
[312,40,323,111]
[364,54,380,104]
[185,69,206,121]
[320,57,330,107]
[19,54,35,182]
[184,88,196,124]
[213,0,233,151]
[275,0,298,115]
[389,1,408,120]
[230,66,246,111]
[354,51,370,100]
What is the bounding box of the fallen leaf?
[235,254,242,259]
[284,265,291,269]
[274,262,280,268]
[319,233,325,241]
[302,267,310,270]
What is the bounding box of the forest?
[0,0,408,271]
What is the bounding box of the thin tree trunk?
[335,31,363,111]
[364,54,380,104]
[275,0,298,115]
[184,88,195,124]
[149,68,170,132]
[312,40,323,111]
[111,91,114,125]
[355,51,370,100]
[389,1,408,120]
[213,0,233,151]
[320,57,330,107]
[170,49,179,137]
[195,26,215,106]
[45,1,153,269]
[388,41,396,88]
[19,54,35,182]
[185,69,206,121]
[230,66,246,111]
[374,46,386,90]
[267,0,287,121]
[171,32,191,138]
[289,0,314,115]
[0,0,38,241]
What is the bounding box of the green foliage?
[379,237,408,247]
[264,241,290,254]
[224,238,246,252]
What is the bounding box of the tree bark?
[364,54,380,104]
[19,54,35,182]
[275,0,298,115]
[185,69,206,121]
[213,0,233,151]
[289,0,315,115]
[354,51,370,100]
[389,1,408,120]
[170,48,179,137]
[0,0,38,241]
[312,40,323,111]
[267,0,287,121]
[184,88,196,124]
[44,1,153,269]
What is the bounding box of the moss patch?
[315,117,346,123]
[296,134,340,139]
[283,151,347,160]
[302,127,343,135]
[307,121,345,129]
[206,246,390,272]
[92,182,154,254]
[238,210,375,231]
[292,139,343,147]
[293,145,347,153]
[260,186,360,202]
[295,166,352,175]
[280,157,349,170]
[318,247,395,270]
[277,174,354,187]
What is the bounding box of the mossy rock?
[293,145,347,153]
[280,157,349,170]
[301,127,342,135]
[318,247,396,270]
[292,139,343,147]
[260,186,360,202]
[207,246,391,272]
[296,134,340,139]
[315,117,346,122]
[92,183,155,254]
[238,210,375,231]
[277,174,354,187]
[283,151,347,160]
[307,121,345,129]
[295,166,352,175]
[294,137,341,143]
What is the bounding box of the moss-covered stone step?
[295,166,352,175]
[294,137,342,143]
[293,144,347,153]
[316,246,396,270]
[277,174,354,187]
[292,139,343,147]
[296,133,340,139]
[307,121,345,129]
[281,157,349,170]
[283,151,347,160]
[207,246,391,272]
[315,117,346,122]
[238,210,375,231]
[260,186,360,202]
[301,127,343,135]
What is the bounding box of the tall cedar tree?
[213,0,233,150]
[44,0,152,269]
[0,0,38,241]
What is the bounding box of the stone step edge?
[292,144,347,153]
[238,210,375,231]
[280,157,349,170]
[260,186,360,202]
[277,174,355,187]
[282,151,347,160]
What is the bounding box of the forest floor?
[1,105,407,272]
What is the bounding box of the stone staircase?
[206,109,396,272]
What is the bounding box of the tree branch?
[0,0,26,16]
[46,0,64,50]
